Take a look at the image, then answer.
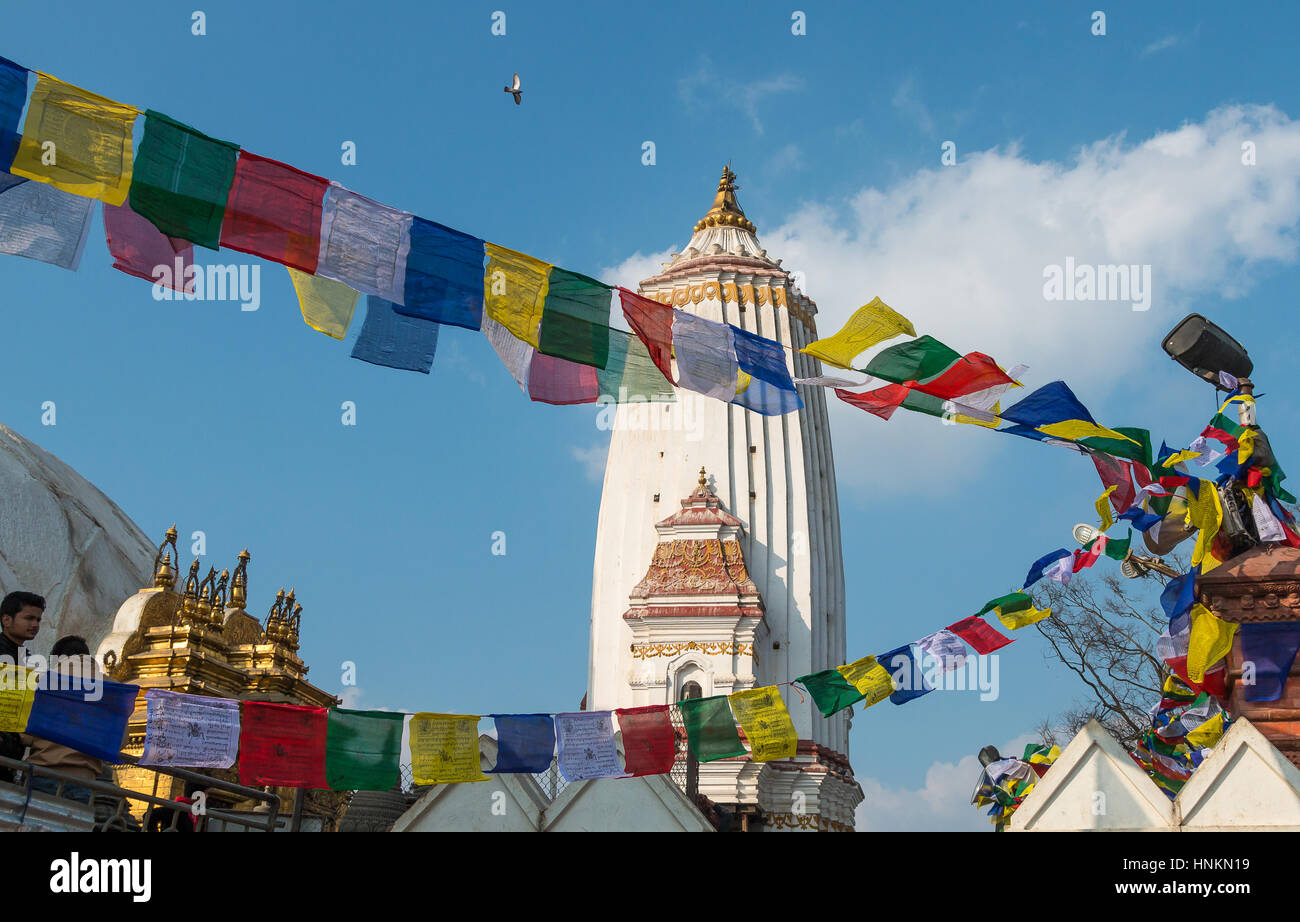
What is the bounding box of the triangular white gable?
[541,770,713,832]
[1010,720,1175,831]
[1176,718,1300,830]
[392,735,549,832]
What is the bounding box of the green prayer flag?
[860,334,960,383]
[598,329,676,403]
[1078,427,1153,469]
[128,110,239,250]
[1104,531,1132,560]
[677,695,746,762]
[797,670,865,717]
[975,591,1033,618]
[1207,414,1244,439]
[325,708,405,791]
[537,267,612,369]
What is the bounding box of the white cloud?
[339,686,364,708]
[1143,34,1180,56]
[572,442,609,483]
[892,75,937,136]
[855,731,1037,831]
[767,143,804,176]
[599,247,680,291]
[678,57,804,135]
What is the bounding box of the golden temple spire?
[152,525,180,589]
[694,163,756,234]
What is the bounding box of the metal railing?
[0,754,281,832]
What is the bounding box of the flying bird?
[504,73,522,105]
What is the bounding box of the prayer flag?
[909,351,1014,401]
[0,171,94,269]
[795,372,872,389]
[554,711,622,781]
[730,324,802,415]
[975,592,1034,619]
[24,675,135,764]
[0,665,37,731]
[835,383,909,421]
[397,217,485,330]
[325,708,404,791]
[677,695,745,762]
[287,267,358,340]
[10,73,137,205]
[128,110,238,250]
[219,151,328,273]
[947,615,1013,654]
[1023,549,1071,589]
[484,313,534,393]
[800,296,914,369]
[1185,712,1225,749]
[996,601,1051,630]
[597,329,675,403]
[351,295,439,373]
[614,705,676,777]
[1186,479,1225,575]
[672,311,738,401]
[914,629,968,674]
[528,350,599,405]
[836,655,896,707]
[138,689,239,769]
[237,701,328,788]
[877,644,933,705]
[484,243,550,347]
[861,334,960,382]
[1186,603,1237,683]
[410,712,487,784]
[1103,531,1132,561]
[315,184,412,303]
[0,57,28,170]
[488,714,555,773]
[538,268,612,368]
[1096,486,1117,531]
[728,687,797,762]
[1000,380,1134,444]
[796,669,865,717]
[619,288,675,382]
[1091,451,1136,514]
[1239,621,1300,702]
[103,200,194,291]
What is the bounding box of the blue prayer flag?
[1160,569,1198,622]
[488,714,555,773]
[1023,549,1072,588]
[1240,622,1300,702]
[395,217,485,331]
[0,57,28,172]
[25,676,136,764]
[877,644,933,705]
[729,325,802,416]
[1118,506,1163,532]
[351,295,440,373]
[1000,380,1096,429]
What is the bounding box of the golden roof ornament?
[230,549,250,610]
[196,567,216,623]
[180,559,201,622]
[693,163,756,234]
[152,525,180,589]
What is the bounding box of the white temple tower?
[587,167,862,830]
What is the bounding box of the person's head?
[0,591,44,644]
[50,635,89,657]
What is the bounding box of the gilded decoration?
[630,641,753,660]
[766,812,853,832]
[631,538,758,597]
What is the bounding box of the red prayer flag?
[910,352,1014,401]
[619,288,675,384]
[238,701,328,788]
[1201,426,1238,454]
[835,383,910,420]
[946,615,1014,654]
[1091,451,1136,513]
[1165,657,1228,701]
[104,200,195,292]
[615,705,676,777]
[528,351,599,405]
[219,151,329,273]
[1130,460,1152,490]
[1245,467,1265,489]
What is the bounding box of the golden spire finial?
[694,163,755,234]
[152,526,181,589]
[230,549,250,609]
[698,466,708,489]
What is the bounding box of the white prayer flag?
[316,183,413,304]
[914,629,968,675]
[138,689,240,768]
[1251,493,1286,543]
[0,175,94,270]
[484,313,534,393]
[554,710,622,781]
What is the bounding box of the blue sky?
[3,1,1299,829]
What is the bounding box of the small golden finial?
[231,549,250,609]
[152,526,181,589]
[698,466,708,489]
[694,164,755,234]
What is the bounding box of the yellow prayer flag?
[836,655,895,707]
[1185,712,1225,749]
[728,686,797,762]
[10,73,138,206]
[1186,481,1225,576]
[287,267,359,340]
[1095,485,1117,531]
[0,665,38,732]
[1036,420,1138,444]
[997,603,1051,631]
[1237,429,1256,466]
[1186,603,1236,683]
[483,243,551,348]
[409,712,489,785]
[1164,449,1202,468]
[799,296,916,370]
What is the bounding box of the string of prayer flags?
[728,687,797,762]
[946,615,1013,654]
[488,714,556,773]
[0,665,36,732]
[484,242,550,347]
[1237,622,1300,702]
[1186,603,1237,684]
[797,669,866,717]
[672,310,738,401]
[324,708,405,792]
[237,701,328,788]
[554,711,622,781]
[877,644,933,705]
[796,372,872,389]
[220,151,328,273]
[128,111,239,250]
[597,329,676,404]
[410,713,488,784]
[138,690,239,769]
[484,314,534,393]
[10,73,137,205]
[861,334,961,383]
[800,296,914,369]
[528,350,599,405]
[730,324,802,416]
[0,57,27,170]
[1023,549,1071,589]
[537,268,612,368]
[0,171,94,270]
[677,695,746,762]
[619,289,675,383]
[836,654,896,707]
[287,267,359,340]
[614,705,677,777]
[315,184,412,303]
[24,675,137,764]
[103,201,194,292]
[351,295,440,373]
[914,629,969,674]
[396,217,485,331]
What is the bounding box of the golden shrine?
[96,526,344,829]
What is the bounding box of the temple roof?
[649,165,782,276]
[656,467,745,530]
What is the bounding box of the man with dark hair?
[0,591,44,784]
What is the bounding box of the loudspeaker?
[1162,314,1252,384]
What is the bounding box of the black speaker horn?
[1162,314,1252,385]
